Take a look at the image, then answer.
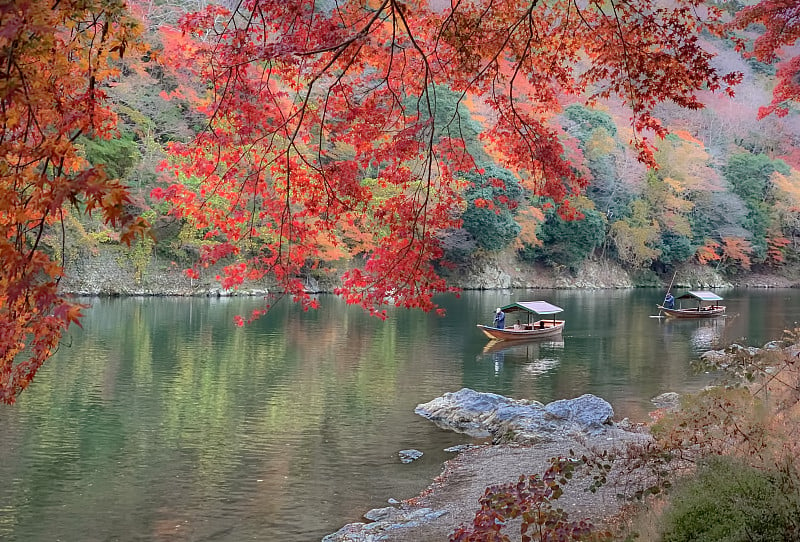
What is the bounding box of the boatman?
[494,307,506,329]
[664,292,675,309]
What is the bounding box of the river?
[1,288,799,541]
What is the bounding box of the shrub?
[460,167,524,251]
[520,202,605,272]
[450,458,612,542]
[659,456,800,542]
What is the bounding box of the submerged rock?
[651,392,681,410]
[398,449,423,463]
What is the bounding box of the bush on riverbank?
[658,456,800,541]
[612,331,800,540]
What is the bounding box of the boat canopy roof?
[500,301,563,315]
[676,291,724,302]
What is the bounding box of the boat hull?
[658,306,726,319]
[477,320,565,340]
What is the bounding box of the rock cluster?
[324,388,637,542]
[414,388,614,444]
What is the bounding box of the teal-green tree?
[520,198,606,272]
[723,153,791,260]
[410,85,490,167]
[657,231,694,265]
[724,153,790,203]
[460,167,523,251]
[79,133,141,181]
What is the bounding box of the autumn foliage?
[152,0,740,316]
[0,1,148,403]
[449,458,612,541]
[727,0,800,118]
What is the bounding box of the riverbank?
[58,245,800,297]
[323,390,655,542]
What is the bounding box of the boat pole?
[653,270,678,318]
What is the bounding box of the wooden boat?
[477,301,565,341]
[657,290,726,319]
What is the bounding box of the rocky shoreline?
[323,389,653,542]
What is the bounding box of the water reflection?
[2,289,800,542]
[479,339,564,377]
[657,317,727,352]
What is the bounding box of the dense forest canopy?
[1,0,799,402]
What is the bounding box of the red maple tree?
[153,0,741,316]
[728,0,800,118]
[0,1,148,403]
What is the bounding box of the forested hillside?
[70,1,800,286]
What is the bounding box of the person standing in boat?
[664,292,675,309]
[494,308,506,329]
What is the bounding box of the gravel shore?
[326,424,650,541]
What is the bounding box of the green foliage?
[461,167,524,251]
[657,232,694,265]
[562,104,617,139]
[79,132,141,180]
[408,84,490,164]
[745,56,776,76]
[744,202,771,261]
[520,203,606,271]
[723,153,789,204]
[659,456,800,542]
[461,195,520,251]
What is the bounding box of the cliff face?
[59,244,790,298]
[58,247,263,297]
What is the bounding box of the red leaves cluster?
[696,237,752,269]
[766,235,791,265]
[449,457,611,541]
[0,1,148,403]
[728,0,800,118]
[155,0,741,317]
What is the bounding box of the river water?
[1,288,799,541]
